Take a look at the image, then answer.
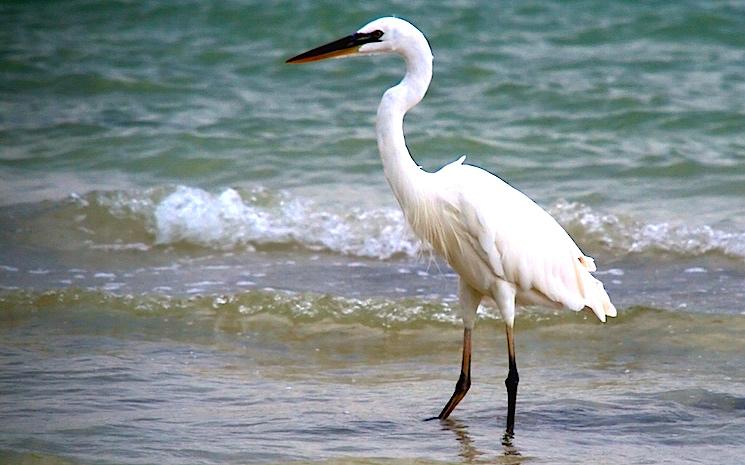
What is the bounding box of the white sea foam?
[81,186,745,261]
[152,186,420,259]
[552,200,745,259]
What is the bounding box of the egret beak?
[286,31,383,64]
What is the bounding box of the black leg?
[437,327,472,420]
[504,324,519,436]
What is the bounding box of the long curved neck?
[376,41,433,209]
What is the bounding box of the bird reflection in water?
[438,418,523,463]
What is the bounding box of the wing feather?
[427,162,615,321]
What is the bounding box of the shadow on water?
[438,418,525,464]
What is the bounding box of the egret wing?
[433,162,614,321]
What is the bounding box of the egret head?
[286,17,428,64]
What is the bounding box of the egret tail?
[577,256,616,322]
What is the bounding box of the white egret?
[287,17,616,436]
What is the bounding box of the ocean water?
[1,0,745,464]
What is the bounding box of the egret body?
[287,17,616,436]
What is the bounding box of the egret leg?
[504,324,519,436]
[437,327,472,419]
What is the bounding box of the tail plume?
[579,255,617,323]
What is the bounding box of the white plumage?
[287,16,616,436]
[416,157,616,325]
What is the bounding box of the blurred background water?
[1,1,744,464]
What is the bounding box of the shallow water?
[2,290,745,464]
[2,0,745,464]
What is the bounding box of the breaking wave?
[554,200,745,260]
[152,186,418,259]
[58,186,745,261]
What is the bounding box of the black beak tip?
[284,30,383,66]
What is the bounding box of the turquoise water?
[1,1,745,464]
